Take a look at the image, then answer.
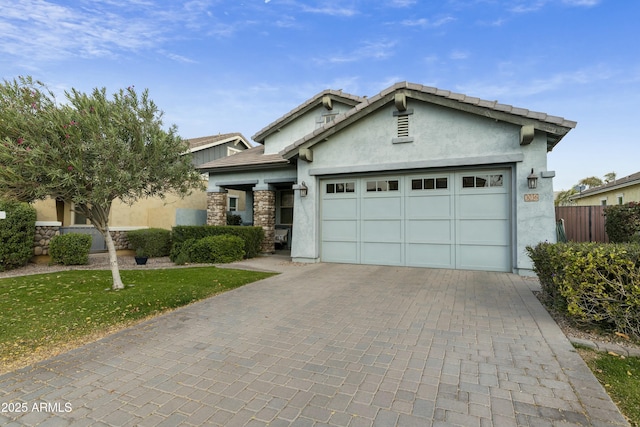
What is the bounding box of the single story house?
[570,171,640,206]
[199,82,576,274]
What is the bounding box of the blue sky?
[1,0,638,191]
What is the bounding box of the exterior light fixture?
[527,168,538,190]
[293,181,308,197]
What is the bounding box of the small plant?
[0,200,36,271]
[49,233,92,265]
[127,228,171,258]
[227,213,242,225]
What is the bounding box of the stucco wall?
[263,102,354,155]
[30,187,225,230]
[574,184,640,206]
[289,100,555,273]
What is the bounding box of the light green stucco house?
[199,82,576,274]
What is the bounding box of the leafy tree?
[0,76,204,289]
[604,171,617,184]
[578,176,603,189]
[554,188,577,206]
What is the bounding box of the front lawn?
[576,346,640,427]
[0,267,275,374]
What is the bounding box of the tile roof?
[280,82,577,158]
[197,145,290,172]
[252,89,365,143]
[572,171,640,198]
[186,132,251,151]
[200,81,577,173]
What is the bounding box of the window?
[601,199,607,206]
[411,177,448,190]
[228,196,238,212]
[326,182,355,194]
[462,174,503,188]
[617,194,624,205]
[366,180,399,192]
[279,190,294,225]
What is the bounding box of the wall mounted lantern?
[527,169,538,189]
[293,181,308,197]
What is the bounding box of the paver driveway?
[0,258,629,426]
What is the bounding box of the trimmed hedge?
[527,241,640,340]
[176,235,245,264]
[0,200,36,271]
[171,225,264,260]
[127,228,172,257]
[49,233,92,266]
[605,202,640,243]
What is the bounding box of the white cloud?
[323,40,397,64]
[400,16,455,28]
[449,50,469,60]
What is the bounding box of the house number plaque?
[524,194,539,202]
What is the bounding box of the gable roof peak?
[251,88,365,143]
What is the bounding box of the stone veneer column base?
[253,190,275,253]
[207,192,227,226]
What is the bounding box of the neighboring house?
[199,82,576,274]
[570,171,640,206]
[33,132,251,229]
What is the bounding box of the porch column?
[207,191,227,226]
[253,189,276,253]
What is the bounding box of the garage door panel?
[406,220,452,244]
[458,244,510,272]
[321,169,511,272]
[322,198,357,219]
[362,243,402,265]
[458,220,510,245]
[406,243,454,268]
[322,220,358,241]
[362,197,402,219]
[363,220,402,242]
[406,195,452,218]
[322,241,358,264]
[458,194,509,219]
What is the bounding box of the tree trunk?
[103,227,125,290]
[81,202,124,291]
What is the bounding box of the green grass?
[576,347,640,427]
[0,267,275,372]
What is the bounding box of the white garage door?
[321,170,511,272]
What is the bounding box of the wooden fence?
[555,206,609,243]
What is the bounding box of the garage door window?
[326,182,355,194]
[411,177,448,190]
[462,174,503,188]
[366,180,399,192]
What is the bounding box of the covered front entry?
[320,169,512,272]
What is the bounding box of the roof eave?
[252,90,364,143]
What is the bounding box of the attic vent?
[392,109,414,144]
[397,115,409,137]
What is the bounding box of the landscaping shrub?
[0,200,36,271]
[49,233,92,266]
[171,225,264,260]
[127,228,172,257]
[604,202,640,243]
[527,241,640,340]
[172,235,245,264]
[227,213,242,225]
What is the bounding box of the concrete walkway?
[0,256,630,426]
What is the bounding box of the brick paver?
[0,257,630,426]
